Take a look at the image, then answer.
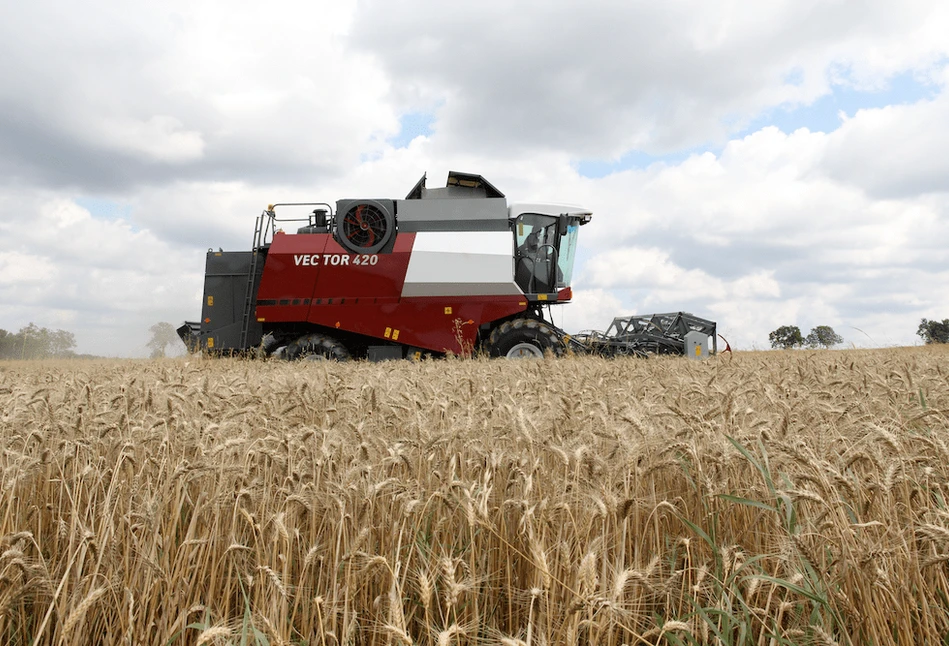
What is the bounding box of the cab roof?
[509,202,593,222]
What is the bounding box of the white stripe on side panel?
[402,232,523,298]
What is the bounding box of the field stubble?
[1,347,949,645]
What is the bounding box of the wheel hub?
[506,342,543,358]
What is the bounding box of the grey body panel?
[395,197,509,232]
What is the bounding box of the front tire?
[284,333,351,361]
[488,318,563,358]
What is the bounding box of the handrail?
[267,201,334,215]
[260,202,334,245]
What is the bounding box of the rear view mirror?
[558,214,568,236]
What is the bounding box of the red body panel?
[302,296,527,354]
[255,231,529,353]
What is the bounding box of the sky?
[1,0,947,356]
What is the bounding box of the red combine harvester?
[178,171,717,360]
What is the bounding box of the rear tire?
[284,333,351,361]
[260,333,283,357]
[488,318,563,358]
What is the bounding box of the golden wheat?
[0,346,948,644]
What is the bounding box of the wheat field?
[1,347,949,645]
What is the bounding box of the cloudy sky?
[2,0,947,356]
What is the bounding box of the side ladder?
[238,211,269,350]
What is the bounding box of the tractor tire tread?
[285,333,351,361]
[487,318,563,358]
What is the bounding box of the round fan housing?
[335,200,395,254]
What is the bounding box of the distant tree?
[147,322,181,358]
[0,329,13,359]
[806,325,843,349]
[49,329,76,356]
[918,318,949,344]
[0,323,76,359]
[18,323,46,359]
[769,325,804,349]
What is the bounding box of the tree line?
[918,318,949,344]
[768,325,843,349]
[4,318,946,359]
[0,323,77,359]
[769,318,949,349]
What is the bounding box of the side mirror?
[558,214,568,236]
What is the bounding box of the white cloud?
[0,0,948,355]
[558,288,624,334]
[95,115,205,163]
[350,0,949,156]
[822,96,949,197]
[0,1,393,190]
[0,252,57,285]
[0,193,202,355]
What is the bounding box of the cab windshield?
[559,222,579,285]
[513,213,580,294]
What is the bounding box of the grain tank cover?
[397,171,509,232]
[405,171,505,200]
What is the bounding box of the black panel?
[405,172,427,199]
[368,345,404,361]
[199,251,263,352]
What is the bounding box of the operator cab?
[509,204,592,297]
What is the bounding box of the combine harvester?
[178,171,717,360]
